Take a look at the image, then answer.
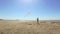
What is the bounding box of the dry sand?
[0,20,60,34]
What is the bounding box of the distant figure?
[37,18,39,25]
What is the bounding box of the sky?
[0,0,60,20]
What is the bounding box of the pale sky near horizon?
[0,0,60,20]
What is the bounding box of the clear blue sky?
[0,0,60,20]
